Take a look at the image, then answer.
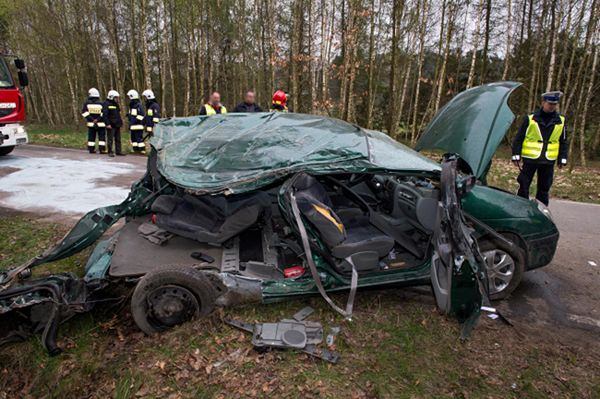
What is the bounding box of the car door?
[431,158,487,330]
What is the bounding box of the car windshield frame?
[0,58,15,89]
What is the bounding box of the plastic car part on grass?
[225,317,340,364]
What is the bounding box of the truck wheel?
[0,146,15,156]
[479,238,525,301]
[131,266,217,335]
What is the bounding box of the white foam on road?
[0,155,141,214]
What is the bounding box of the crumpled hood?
[415,82,521,179]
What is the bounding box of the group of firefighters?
[81,88,290,156]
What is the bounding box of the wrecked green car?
[0,82,558,354]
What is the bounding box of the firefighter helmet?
[107,90,120,100]
[127,89,139,100]
[142,89,155,100]
[272,90,287,105]
[88,88,100,98]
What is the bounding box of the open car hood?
[415,82,521,179]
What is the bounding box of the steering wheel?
[348,173,369,186]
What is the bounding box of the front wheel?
[0,146,15,156]
[131,266,217,334]
[479,238,525,301]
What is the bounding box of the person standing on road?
[199,92,227,115]
[512,91,568,206]
[81,88,107,154]
[270,90,290,112]
[103,90,125,157]
[142,89,160,155]
[127,89,145,154]
[232,90,263,112]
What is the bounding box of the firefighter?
[270,90,289,112]
[232,90,263,112]
[127,89,145,153]
[199,92,227,115]
[512,91,568,206]
[81,88,106,153]
[142,89,160,147]
[103,90,125,157]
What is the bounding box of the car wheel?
[131,266,217,335]
[479,238,525,301]
[0,146,15,156]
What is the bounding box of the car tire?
[131,266,217,335]
[0,146,15,156]
[478,237,525,301]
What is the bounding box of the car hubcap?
[147,285,199,328]
[482,249,515,295]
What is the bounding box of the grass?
[26,123,137,154]
[2,214,600,397]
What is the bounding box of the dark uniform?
[128,99,145,152]
[144,99,161,136]
[512,108,568,205]
[81,97,106,153]
[232,102,263,112]
[270,103,289,112]
[103,98,124,155]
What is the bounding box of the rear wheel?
[0,146,15,156]
[479,238,525,300]
[131,266,217,334]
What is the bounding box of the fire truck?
[0,53,29,156]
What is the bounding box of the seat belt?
[290,192,358,320]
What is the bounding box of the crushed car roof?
[151,113,440,194]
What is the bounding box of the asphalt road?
[1,144,598,341]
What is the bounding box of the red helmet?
[272,90,287,105]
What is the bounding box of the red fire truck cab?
[0,55,29,156]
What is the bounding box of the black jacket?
[232,102,263,113]
[103,99,123,128]
[127,99,145,129]
[81,97,105,127]
[512,109,568,164]
[144,99,161,130]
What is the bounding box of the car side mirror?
[18,71,28,87]
[14,59,25,70]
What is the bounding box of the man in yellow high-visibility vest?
[199,92,228,116]
[511,91,568,206]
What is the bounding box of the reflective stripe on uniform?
[131,142,138,147]
[146,127,153,132]
[108,106,117,109]
[97,122,106,128]
[82,111,90,117]
[131,109,137,116]
[130,125,144,130]
[136,115,144,121]
[87,104,103,114]
[87,141,95,146]
[147,109,153,116]
[152,117,159,123]
[87,122,95,127]
[98,141,106,146]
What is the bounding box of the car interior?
[108,172,442,280]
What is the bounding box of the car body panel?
[151,113,440,194]
[415,82,521,179]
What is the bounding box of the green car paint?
[415,81,521,180]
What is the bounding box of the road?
[1,145,598,341]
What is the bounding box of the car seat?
[151,192,272,244]
[292,174,394,273]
